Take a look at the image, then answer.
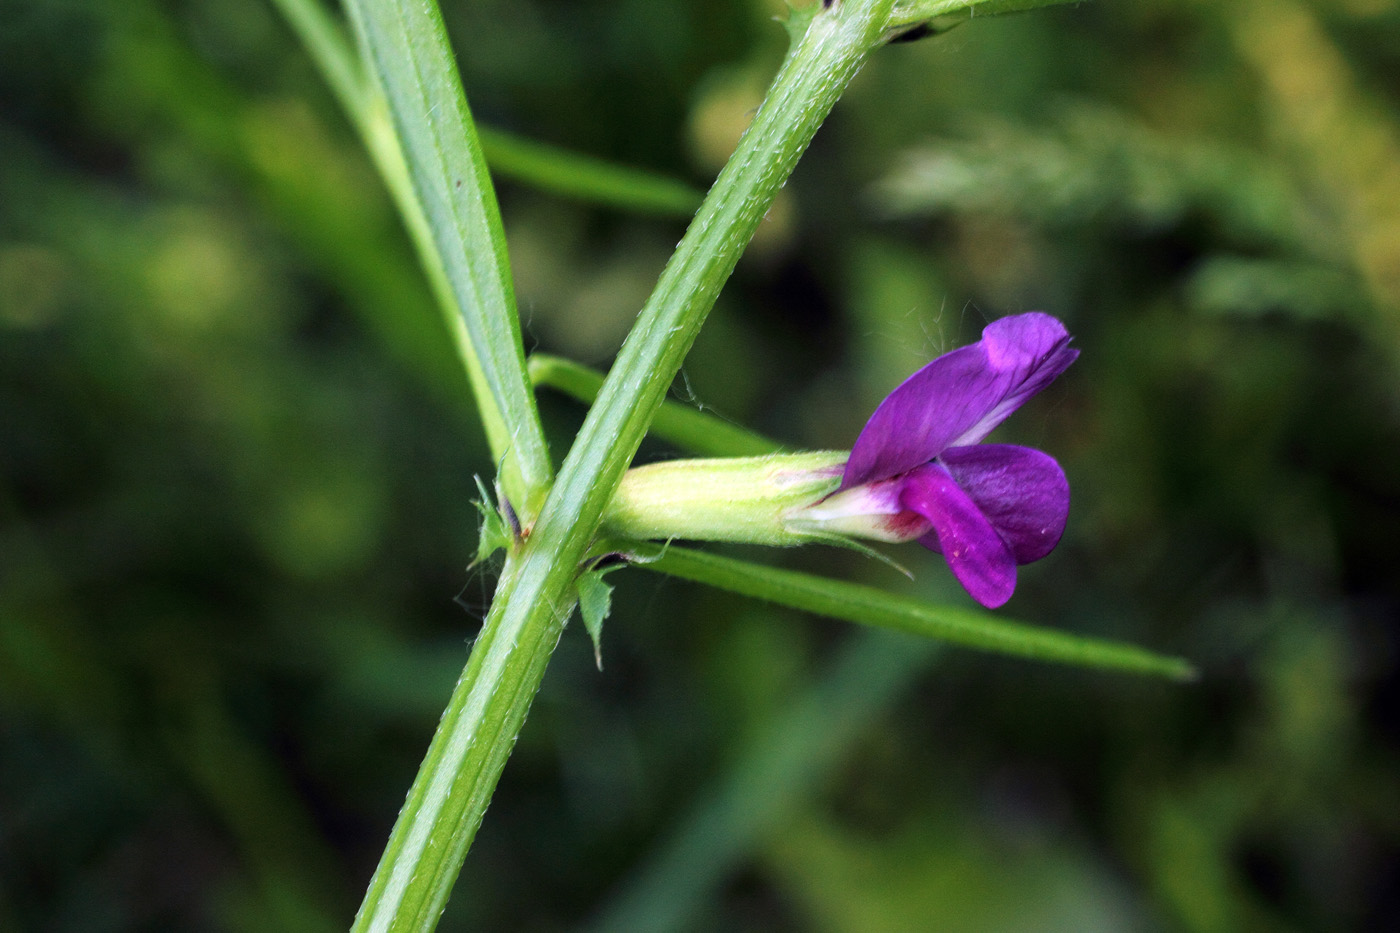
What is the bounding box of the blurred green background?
[3,0,1399,929]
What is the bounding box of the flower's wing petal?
[842,312,1077,489]
[940,445,1069,564]
[899,464,1016,608]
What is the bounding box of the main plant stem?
[353,3,896,929]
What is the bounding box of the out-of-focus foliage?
[874,102,1373,324]
[2,0,1398,930]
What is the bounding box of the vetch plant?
[270,0,1191,928]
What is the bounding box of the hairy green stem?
[351,2,896,929]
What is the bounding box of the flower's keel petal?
[899,464,1016,608]
[842,312,1077,489]
[941,445,1069,564]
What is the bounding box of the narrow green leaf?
[273,0,542,512]
[342,0,553,513]
[274,0,703,219]
[478,127,702,218]
[528,354,783,458]
[269,0,367,118]
[271,0,705,505]
[642,546,1197,680]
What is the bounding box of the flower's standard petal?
[842,342,994,488]
[951,314,1079,448]
[940,445,1070,564]
[898,463,1016,608]
[842,313,1077,489]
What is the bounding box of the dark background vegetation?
[4,0,1399,929]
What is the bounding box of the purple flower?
[809,313,1077,608]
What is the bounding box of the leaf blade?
[642,546,1196,680]
[528,354,783,457]
[342,0,552,511]
[478,128,702,218]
